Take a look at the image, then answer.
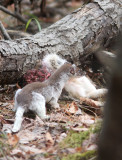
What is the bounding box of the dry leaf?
[0,115,9,124]
[87,144,98,151]
[11,149,25,158]
[57,133,67,143]
[2,124,13,133]
[75,108,82,115]
[75,146,82,152]
[45,132,54,147]
[7,133,19,146]
[79,114,95,126]
[20,145,45,154]
[80,97,104,108]
[50,113,67,123]
[66,102,78,114]
[17,130,42,144]
[71,127,88,132]
[65,148,76,154]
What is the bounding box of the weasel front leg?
[49,97,60,109]
[31,92,50,120]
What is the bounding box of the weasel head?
[68,64,76,76]
[42,54,66,72]
[62,63,76,77]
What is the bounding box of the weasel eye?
[70,68,75,75]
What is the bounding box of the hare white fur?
[42,54,107,99]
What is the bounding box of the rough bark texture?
[98,34,122,160]
[0,0,122,85]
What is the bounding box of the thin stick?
[78,104,98,119]
[7,29,30,38]
[0,21,11,40]
[0,5,33,28]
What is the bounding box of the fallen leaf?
[80,97,104,108]
[7,133,19,146]
[75,146,82,152]
[65,148,76,154]
[0,115,9,124]
[79,114,95,126]
[50,113,68,123]
[71,127,88,132]
[0,102,9,107]
[57,133,67,143]
[83,119,95,125]
[69,102,78,114]
[17,130,42,144]
[45,132,54,147]
[11,149,25,158]
[87,144,98,151]
[65,102,79,115]
[20,145,45,154]
[75,108,82,115]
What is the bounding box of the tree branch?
[0,5,34,28]
[0,21,11,40]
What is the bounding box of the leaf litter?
[0,95,103,160]
[0,73,106,159]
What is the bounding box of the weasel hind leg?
[13,89,22,112]
[49,98,60,109]
[12,106,25,133]
[31,92,50,120]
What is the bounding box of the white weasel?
[42,54,107,99]
[12,63,76,132]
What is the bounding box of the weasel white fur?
[12,63,76,132]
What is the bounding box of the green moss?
[60,129,90,148]
[92,120,102,134]
[62,150,97,160]
[0,133,12,158]
[60,120,102,149]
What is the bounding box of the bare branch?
[7,29,31,39]
[0,21,11,40]
[0,5,34,28]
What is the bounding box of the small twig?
[59,94,79,102]
[0,5,33,28]
[89,156,97,160]
[14,0,20,13]
[7,29,31,38]
[78,104,98,118]
[0,21,11,40]
[80,97,103,108]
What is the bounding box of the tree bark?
[0,0,121,85]
[98,34,122,160]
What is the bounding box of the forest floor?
[0,86,103,160]
[0,62,105,160]
[0,0,106,159]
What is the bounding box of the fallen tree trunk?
[0,0,121,85]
